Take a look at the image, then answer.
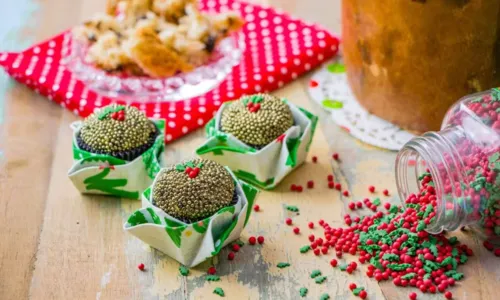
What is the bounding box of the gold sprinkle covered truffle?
[220,94,294,147]
[152,159,235,223]
[78,104,157,159]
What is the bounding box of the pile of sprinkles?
[299,175,473,299]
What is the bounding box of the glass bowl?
[63,32,244,102]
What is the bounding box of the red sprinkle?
[308,234,315,242]
[383,189,390,196]
[348,202,356,210]
[138,263,145,271]
[312,156,318,163]
[232,244,240,252]
[314,248,321,256]
[307,180,314,189]
[356,201,363,208]
[321,246,328,254]
[384,202,391,210]
[296,185,303,192]
[285,218,293,225]
[335,183,342,191]
[343,190,350,197]
[368,186,375,193]
[484,240,494,251]
[332,153,339,161]
[349,283,357,291]
[308,222,314,229]
[409,292,417,300]
[249,236,256,245]
[253,205,260,212]
[445,291,453,299]
[309,80,319,87]
[359,290,367,299]
[328,181,335,189]
[330,259,338,267]
[290,184,297,191]
[207,267,216,275]
[228,252,235,260]
[494,248,500,257]
[293,227,300,234]
[257,236,265,244]
[327,174,334,181]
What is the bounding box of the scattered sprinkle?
[213,287,225,297]
[227,252,235,260]
[335,183,341,191]
[327,174,334,181]
[300,245,311,253]
[277,262,291,269]
[206,275,220,281]
[343,190,350,197]
[328,181,335,189]
[293,227,300,234]
[368,186,375,193]
[307,180,314,189]
[138,263,145,271]
[179,265,189,276]
[286,218,293,225]
[310,270,322,278]
[236,240,245,247]
[359,290,367,299]
[330,259,338,267]
[372,198,381,206]
[315,276,327,284]
[383,189,389,196]
[232,244,240,252]
[308,222,314,229]
[207,266,216,275]
[320,293,330,300]
[299,287,308,297]
[248,236,256,245]
[253,205,260,212]
[257,236,265,244]
[312,156,318,163]
[349,283,357,291]
[286,205,299,212]
[332,153,339,161]
[352,287,365,296]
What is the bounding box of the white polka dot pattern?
[0,0,338,143]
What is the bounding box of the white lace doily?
[308,57,415,151]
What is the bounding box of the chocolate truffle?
[220,94,294,148]
[152,159,235,223]
[77,104,158,160]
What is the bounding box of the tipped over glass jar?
[396,88,500,243]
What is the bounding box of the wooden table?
[1,1,499,299]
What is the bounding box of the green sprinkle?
[389,205,399,214]
[213,287,225,297]
[320,293,330,300]
[382,253,400,262]
[299,287,308,297]
[423,204,434,218]
[401,273,416,280]
[206,275,220,282]
[370,257,384,270]
[448,236,458,245]
[339,263,348,271]
[300,245,311,253]
[315,276,327,284]
[277,262,291,269]
[440,257,454,267]
[179,265,189,276]
[236,240,245,247]
[352,287,365,296]
[286,205,299,212]
[418,172,431,180]
[452,248,459,257]
[423,273,431,280]
[416,221,426,232]
[310,270,322,278]
[460,254,468,264]
[387,263,412,271]
[372,198,381,206]
[424,260,440,271]
[452,272,464,280]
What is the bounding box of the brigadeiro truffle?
[220,94,294,148]
[152,158,236,223]
[77,104,159,161]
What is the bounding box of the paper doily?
[308,56,415,151]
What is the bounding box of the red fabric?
[0,0,338,143]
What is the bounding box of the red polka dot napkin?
[0,0,339,143]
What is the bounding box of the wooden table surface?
[1,0,500,299]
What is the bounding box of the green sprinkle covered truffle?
[220,94,294,147]
[77,104,158,160]
[152,159,235,223]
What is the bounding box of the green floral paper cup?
[196,100,318,189]
[124,168,259,267]
[68,119,165,199]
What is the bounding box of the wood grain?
[2,0,500,300]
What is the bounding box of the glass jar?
[396,88,500,243]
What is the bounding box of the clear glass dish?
[63,32,244,102]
